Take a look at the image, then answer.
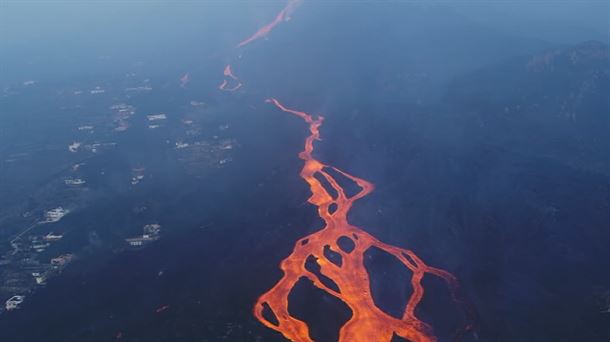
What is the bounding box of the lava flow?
[253,99,472,342]
[237,0,303,48]
[218,64,242,91]
[218,1,472,340]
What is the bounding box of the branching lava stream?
[217,1,473,340]
[219,64,242,91]
[253,99,472,342]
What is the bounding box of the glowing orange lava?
[216,2,473,340]
[219,64,243,91]
[224,64,238,80]
[237,0,303,48]
[253,99,472,342]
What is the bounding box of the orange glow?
[219,64,243,91]
[224,64,238,80]
[253,99,473,342]
[216,2,473,339]
[237,0,303,48]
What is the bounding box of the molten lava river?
[251,100,470,342]
[215,2,473,341]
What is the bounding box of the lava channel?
[237,0,303,48]
[253,99,473,342]
[218,64,242,91]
